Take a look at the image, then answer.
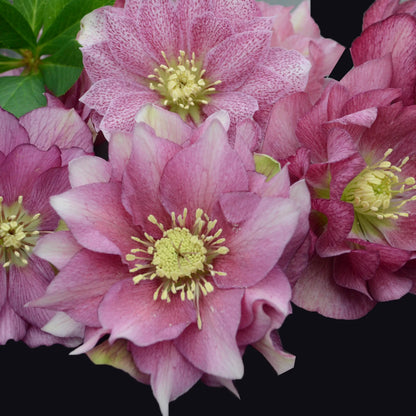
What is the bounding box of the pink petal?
[131,341,202,416]
[215,195,300,288]
[205,30,271,90]
[0,268,6,310]
[340,56,393,95]
[262,92,311,159]
[50,182,137,256]
[19,107,93,154]
[0,144,61,205]
[9,257,56,328]
[0,108,29,155]
[100,89,160,133]
[368,268,413,301]
[362,0,399,29]
[312,199,355,257]
[212,0,260,21]
[237,267,291,346]
[34,231,82,270]
[188,13,233,55]
[0,302,27,344]
[78,7,110,47]
[23,325,80,348]
[253,329,295,375]
[134,104,193,146]
[99,279,196,346]
[69,156,112,187]
[122,123,182,228]
[105,11,156,76]
[351,14,416,105]
[25,166,70,231]
[30,249,128,327]
[159,119,249,216]
[175,287,245,379]
[204,91,259,125]
[108,130,134,181]
[135,0,179,58]
[293,256,376,319]
[379,214,416,251]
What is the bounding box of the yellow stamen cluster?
[342,149,416,220]
[148,50,221,123]
[126,208,229,329]
[0,196,41,268]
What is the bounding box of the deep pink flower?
[0,106,92,346]
[31,107,310,414]
[261,56,416,319]
[257,0,344,103]
[351,0,416,105]
[78,0,310,135]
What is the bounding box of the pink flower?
[260,56,416,319]
[257,0,344,102]
[0,105,92,346]
[351,0,416,105]
[31,106,310,414]
[78,0,310,135]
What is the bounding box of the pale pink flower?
[257,0,344,103]
[78,0,310,135]
[261,55,416,319]
[31,106,310,414]
[0,106,92,346]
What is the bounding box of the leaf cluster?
[0,0,114,116]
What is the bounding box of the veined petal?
[0,108,29,155]
[69,156,112,187]
[131,341,202,416]
[50,182,137,256]
[99,279,196,346]
[175,287,244,379]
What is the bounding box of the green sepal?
[87,339,150,383]
[254,153,281,181]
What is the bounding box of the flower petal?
[216,196,299,288]
[159,119,249,216]
[69,155,112,187]
[30,249,127,327]
[0,301,27,344]
[175,287,244,379]
[19,107,93,154]
[131,341,202,416]
[50,182,137,256]
[293,256,376,319]
[99,279,196,346]
[0,108,29,155]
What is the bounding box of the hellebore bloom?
[0,106,92,346]
[257,0,344,102]
[78,0,310,134]
[351,0,416,105]
[31,107,310,415]
[261,55,416,319]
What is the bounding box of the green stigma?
[0,196,41,268]
[148,50,221,124]
[342,148,416,237]
[126,208,229,329]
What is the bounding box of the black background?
[3,1,416,415]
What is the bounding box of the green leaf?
[0,54,24,74]
[39,39,83,96]
[0,74,46,117]
[38,0,115,49]
[11,0,47,35]
[0,0,37,49]
[42,0,72,34]
[254,153,281,181]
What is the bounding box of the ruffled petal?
[30,249,128,327]
[131,341,202,416]
[159,119,249,216]
[175,287,244,379]
[99,279,196,346]
[0,301,27,344]
[50,182,137,256]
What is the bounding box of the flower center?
[126,208,229,329]
[148,50,221,124]
[342,149,416,220]
[0,196,41,268]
